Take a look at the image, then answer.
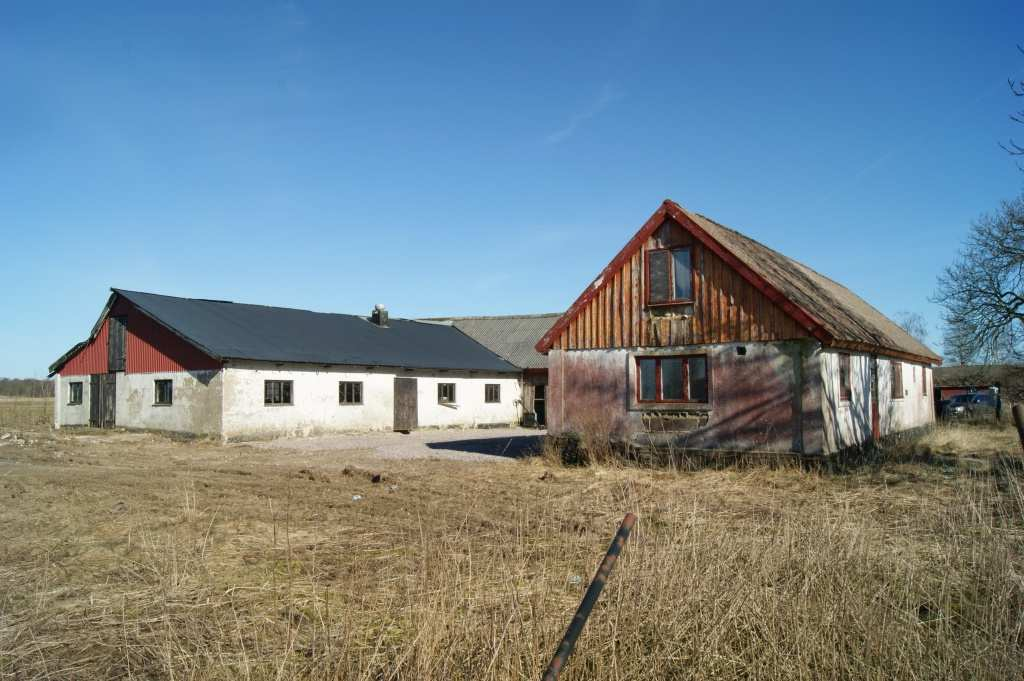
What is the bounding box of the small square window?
[485,384,500,403]
[155,379,173,406]
[68,381,83,405]
[339,381,363,405]
[438,383,456,404]
[265,380,293,405]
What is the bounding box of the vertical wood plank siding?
[555,220,807,350]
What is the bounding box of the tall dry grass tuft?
[1,425,1023,679]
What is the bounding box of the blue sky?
[2,1,1022,378]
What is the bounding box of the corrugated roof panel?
[421,314,560,369]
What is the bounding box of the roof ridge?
[420,313,562,321]
[113,288,413,322]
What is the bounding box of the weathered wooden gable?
[553,218,808,350]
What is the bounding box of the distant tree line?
[0,378,54,398]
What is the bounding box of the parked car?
[942,393,998,420]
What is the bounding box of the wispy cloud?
[545,83,623,144]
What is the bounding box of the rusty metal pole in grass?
[1012,404,1024,453]
[541,512,637,681]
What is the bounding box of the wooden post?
[1012,403,1024,454]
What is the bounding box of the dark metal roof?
[104,289,519,372]
[419,314,560,370]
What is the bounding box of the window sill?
[439,402,459,409]
[632,402,711,413]
[152,403,173,407]
[264,403,294,407]
[645,300,695,308]
[339,403,363,407]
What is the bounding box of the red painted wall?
[59,296,220,375]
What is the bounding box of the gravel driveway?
[249,427,545,462]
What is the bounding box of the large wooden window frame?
[890,361,903,400]
[484,383,500,403]
[645,246,696,307]
[635,354,709,404]
[838,353,852,402]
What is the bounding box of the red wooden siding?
[59,296,220,375]
[554,219,808,350]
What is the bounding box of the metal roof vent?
[371,304,389,327]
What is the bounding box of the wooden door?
[101,374,116,428]
[393,377,418,432]
[870,356,880,440]
[89,374,102,427]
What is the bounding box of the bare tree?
[941,322,977,366]
[896,311,929,344]
[1002,44,1024,168]
[934,194,1024,364]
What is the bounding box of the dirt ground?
[1,421,1023,680]
[248,426,544,462]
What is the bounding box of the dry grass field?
[1,407,1023,680]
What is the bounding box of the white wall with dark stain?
[53,373,91,427]
[115,370,223,435]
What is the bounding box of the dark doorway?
[534,383,546,427]
[394,376,418,432]
[870,356,880,440]
[90,373,116,428]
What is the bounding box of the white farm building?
[49,289,527,439]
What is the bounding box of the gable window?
[890,361,903,399]
[838,353,851,402]
[646,247,693,305]
[438,382,456,405]
[68,381,83,405]
[154,379,173,406]
[339,381,362,405]
[265,380,293,405]
[485,384,500,403]
[636,355,708,403]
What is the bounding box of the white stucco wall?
[409,371,522,429]
[54,373,91,427]
[820,350,934,453]
[115,370,223,435]
[877,358,934,435]
[221,362,522,440]
[820,351,872,452]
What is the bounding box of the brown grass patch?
[0,423,1022,679]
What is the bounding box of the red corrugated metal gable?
[62,317,110,375]
[58,295,220,375]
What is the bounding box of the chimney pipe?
[372,304,388,327]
